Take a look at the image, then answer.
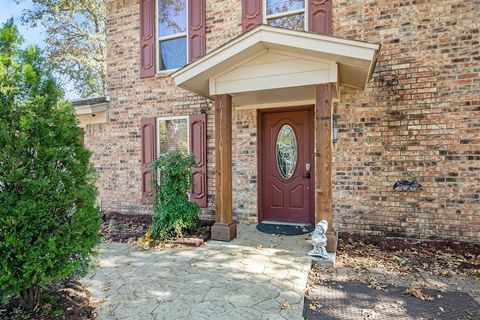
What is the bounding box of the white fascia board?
[74,103,108,116]
[260,28,377,62]
[364,46,381,90]
[262,26,379,51]
[75,105,93,115]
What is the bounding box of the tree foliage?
[151,151,200,240]
[16,0,106,97]
[0,19,100,310]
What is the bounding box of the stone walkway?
[84,224,311,320]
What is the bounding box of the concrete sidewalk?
[84,224,311,320]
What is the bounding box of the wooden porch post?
[211,94,237,241]
[315,84,337,252]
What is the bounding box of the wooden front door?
[260,108,314,224]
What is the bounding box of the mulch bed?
[0,279,95,320]
[337,232,480,278]
[306,232,480,319]
[100,212,152,243]
[100,212,212,247]
[304,281,480,320]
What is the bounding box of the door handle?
[305,163,311,179]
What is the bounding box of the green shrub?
[151,151,200,239]
[0,20,100,310]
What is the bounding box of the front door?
[260,108,314,224]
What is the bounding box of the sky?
[0,0,79,99]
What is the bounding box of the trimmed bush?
[151,151,200,239]
[0,20,100,310]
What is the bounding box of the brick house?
[75,0,480,247]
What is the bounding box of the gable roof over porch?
[171,25,380,108]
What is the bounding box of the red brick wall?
[332,0,480,240]
[85,0,480,241]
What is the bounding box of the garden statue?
[308,220,330,259]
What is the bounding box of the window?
[264,0,306,31]
[156,116,189,185]
[276,124,298,180]
[157,116,189,155]
[141,114,207,206]
[157,0,188,71]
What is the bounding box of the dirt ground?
[100,212,152,243]
[307,233,480,304]
[100,212,212,245]
[1,279,95,320]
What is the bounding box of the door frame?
[257,105,315,225]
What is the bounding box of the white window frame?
[156,0,189,73]
[156,115,190,158]
[263,0,308,31]
[155,115,190,189]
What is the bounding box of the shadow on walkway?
[84,224,312,320]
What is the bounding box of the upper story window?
[264,0,306,31]
[157,0,187,71]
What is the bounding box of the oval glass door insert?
[276,124,297,180]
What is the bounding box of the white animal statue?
[308,220,330,259]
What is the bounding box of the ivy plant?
[151,151,200,239]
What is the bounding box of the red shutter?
[242,0,263,32]
[188,0,206,62]
[140,0,156,78]
[189,114,207,207]
[141,117,157,204]
[308,0,332,35]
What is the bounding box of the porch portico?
[172,25,379,251]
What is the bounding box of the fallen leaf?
[366,275,388,291]
[393,255,406,265]
[404,285,433,301]
[280,299,290,309]
[440,270,452,277]
[308,303,317,311]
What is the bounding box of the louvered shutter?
[140,0,156,78]
[188,0,206,62]
[189,114,207,207]
[140,117,157,204]
[307,0,332,35]
[242,0,263,32]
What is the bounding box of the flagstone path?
[83,224,311,320]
